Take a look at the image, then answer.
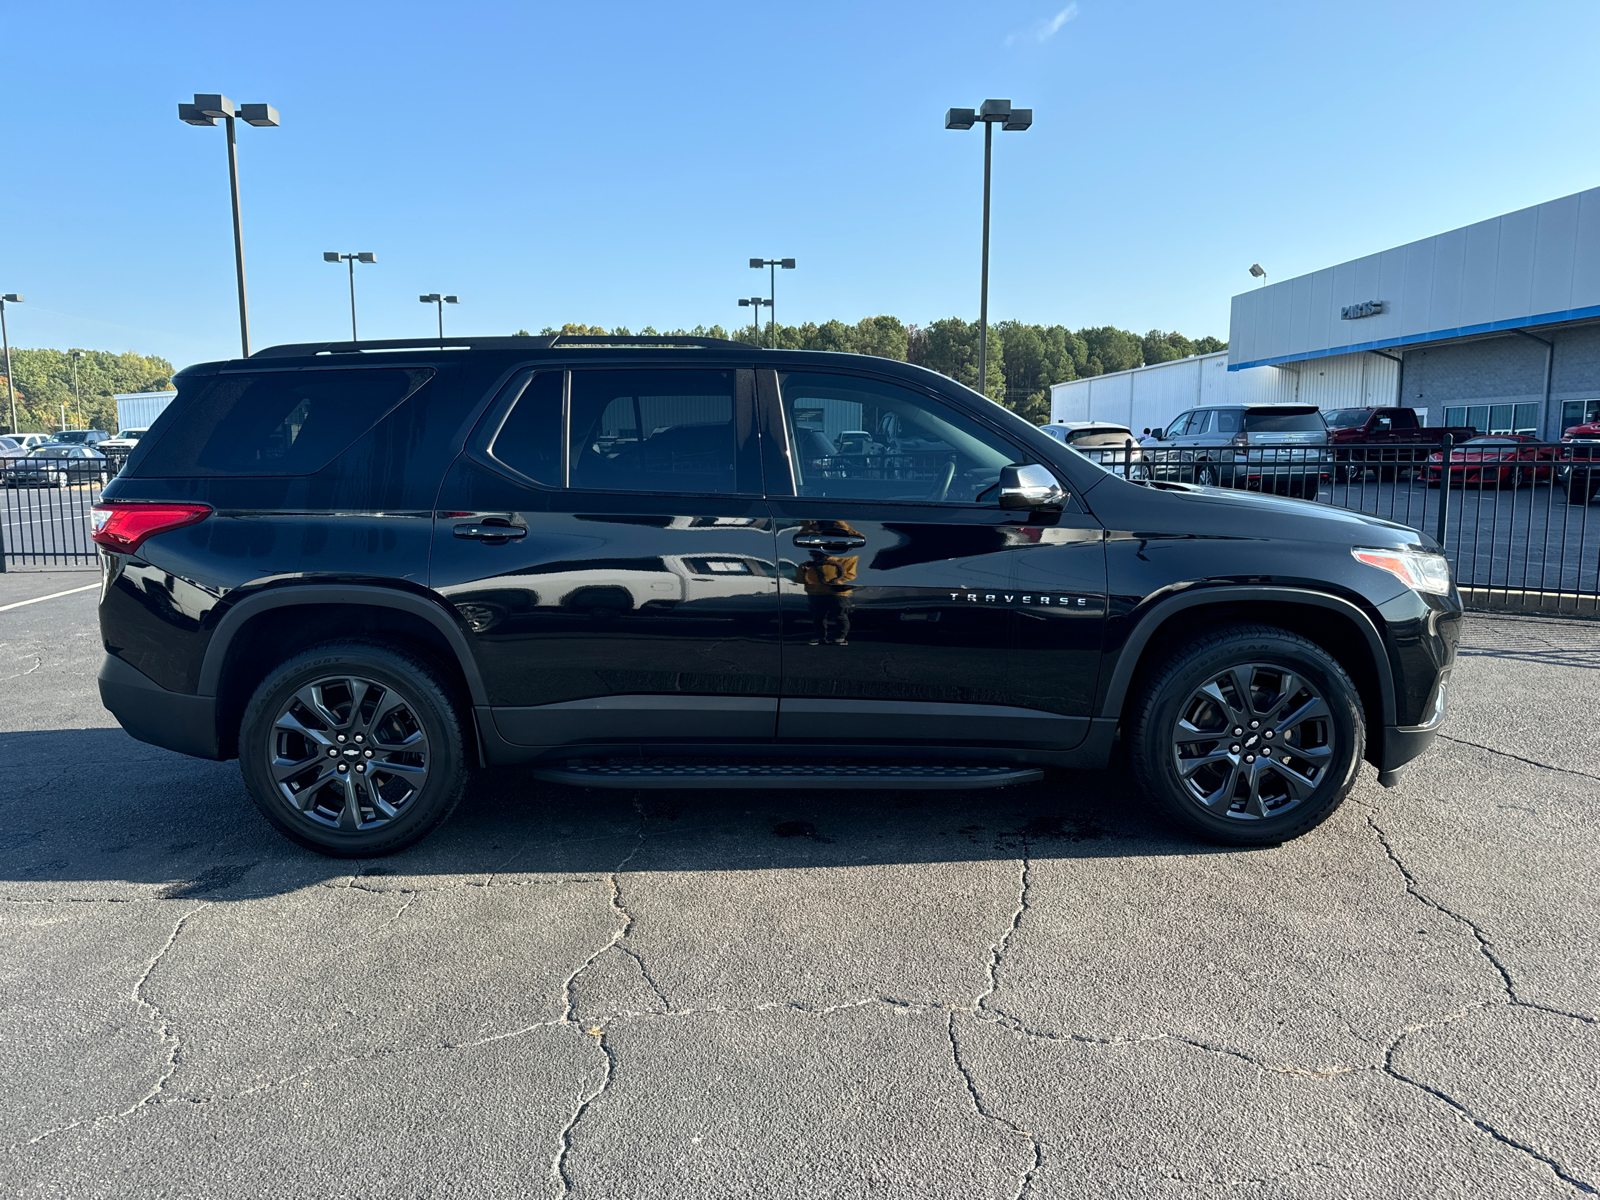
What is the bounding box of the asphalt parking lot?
[1,568,1597,1198]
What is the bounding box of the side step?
[531,760,1045,790]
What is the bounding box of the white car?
[1039,421,1146,475]
[99,428,149,452]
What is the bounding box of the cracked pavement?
[1,575,1597,1197]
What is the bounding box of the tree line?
[1,317,1225,435]
[0,348,175,435]
[521,318,1225,423]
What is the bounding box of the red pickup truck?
[1324,407,1478,481]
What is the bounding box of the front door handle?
[793,534,866,550]
[454,521,527,542]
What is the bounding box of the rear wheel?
[1129,625,1365,845]
[238,642,469,857]
[1569,468,1596,505]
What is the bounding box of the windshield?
[1465,438,1519,447]
[1245,408,1326,433]
[1325,410,1370,427]
[29,446,75,457]
[115,430,144,440]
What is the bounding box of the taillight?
[90,502,212,554]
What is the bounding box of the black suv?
[92,335,1460,855]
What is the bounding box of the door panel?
[430,366,781,749]
[759,366,1106,748]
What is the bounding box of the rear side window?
[136,367,432,477]
[1213,410,1242,434]
[1245,407,1326,433]
[568,369,743,494]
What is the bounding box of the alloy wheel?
[1171,662,1333,820]
[269,675,430,832]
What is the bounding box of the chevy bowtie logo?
[948,591,1095,608]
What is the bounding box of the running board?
[531,760,1044,790]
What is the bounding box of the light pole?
[738,296,771,346]
[419,294,459,343]
[179,94,279,358]
[1249,263,1267,287]
[69,350,85,428]
[749,258,795,349]
[0,294,20,436]
[325,253,377,340]
[945,99,1031,399]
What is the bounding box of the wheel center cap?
[344,748,360,757]
[1244,734,1259,749]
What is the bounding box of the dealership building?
[1052,184,1600,440]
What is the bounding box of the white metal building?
[114,391,176,431]
[1053,184,1600,439]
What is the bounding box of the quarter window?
[777,372,1017,503]
[487,370,563,486]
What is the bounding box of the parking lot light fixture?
[738,296,771,347]
[178,93,278,358]
[0,293,20,437]
[69,350,85,427]
[326,252,377,341]
[419,294,459,343]
[1249,263,1267,286]
[946,99,1032,398]
[749,258,795,349]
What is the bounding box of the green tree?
[2,347,173,435]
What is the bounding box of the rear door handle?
[454,522,527,542]
[793,534,866,550]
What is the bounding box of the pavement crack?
[1382,1036,1598,1194]
[977,833,1031,1015]
[947,1013,1040,1200]
[1365,809,1518,1000]
[551,1026,617,1197]
[117,903,209,1118]
[1437,734,1600,782]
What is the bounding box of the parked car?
[1147,404,1330,496]
[1559,420,1600,504]
[5,445,111,488]
[92,334,1460,857]
[98,428,149,452]
[46,429,112,447]
[1422,436,1557,487]
[1324,407,1477,481]
[1039,421,1145,476]
[13,433,52,451]
[0,435,28,460]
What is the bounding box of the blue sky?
[3,1,1597,369]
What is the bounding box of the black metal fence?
[1130,437,1600,613]
[6,441,1599,614]
[0,450,130,569]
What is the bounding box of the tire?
[1196,464,1218,487]
[238,641,470,857]
[1129,624,1365,846]
[1569,470,1595,505]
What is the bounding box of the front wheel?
[238,641,470,857]
[1129,625,1365,846]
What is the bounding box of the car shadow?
[0,727,1241,902]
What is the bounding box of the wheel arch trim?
[1101,586,1396,729]
[197,584,488,705]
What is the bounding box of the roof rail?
[251,333,756,358]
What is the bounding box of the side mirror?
[1149,427,1163,441]
[998,463,1066,509]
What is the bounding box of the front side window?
[778,371,1018,504]
[568,369,744,495]
[1166,412,1193,438]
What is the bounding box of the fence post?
[1435,433,1453,550]
[1123,438,1133,480]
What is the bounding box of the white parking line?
[0,583,99,612]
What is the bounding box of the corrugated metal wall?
[1049,351,1312,432]
[114,391,176,430]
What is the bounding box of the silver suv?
[1149,404,1329,496]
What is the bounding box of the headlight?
[1352,546,1453,596]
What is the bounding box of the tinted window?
[487,370,563,486]
[1244,408,1326,433]
[1185,411,1212,435]
[1325,410,1369,427]
[779,371,1017,503]
[568,369,741,494]
[137,368,431,477]
[1212,409,1242,434]
[0,437,16,451]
